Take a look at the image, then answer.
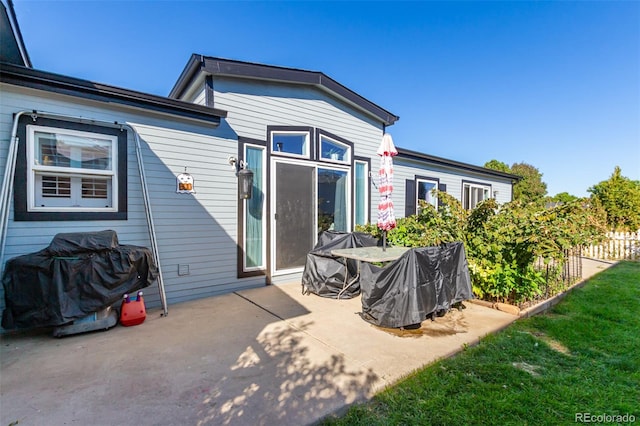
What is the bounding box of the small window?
[243,144,266,272]
[354,160,369,226]
[320,135,350,163]
[271,132,310,157]
[416,178,438,213]
[463,182,491,210]
[28,125,116,211]
[14,115,127,221]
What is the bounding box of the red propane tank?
[120,291,146,326]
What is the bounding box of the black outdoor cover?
[301,231,379,299]
[359,242,473,328]
[2,230,158,329]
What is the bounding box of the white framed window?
[271,131,310,158]
[463,181,491,210]
[416,178,438,213]
[27,125,117,212]
[319,134,350,163]
[243,143,266,272]
[317,166,351,233]
[354,160,369,226]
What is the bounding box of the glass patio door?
[273,161,315,272]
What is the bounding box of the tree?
[484,159,511,173]
[588,166,640,231]
[550,192,578,203]
[511,162,547,203]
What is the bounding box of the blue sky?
[12,0,640,197]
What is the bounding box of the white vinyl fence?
[585,231,640,261]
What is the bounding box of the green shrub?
[356,194,607,305]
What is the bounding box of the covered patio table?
[330,246,410,298]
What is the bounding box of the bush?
[357,194,607,305]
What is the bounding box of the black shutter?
[438,183,447,192]
[405,179,416,217]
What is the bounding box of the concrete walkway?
[0,258,614,426]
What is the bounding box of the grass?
[323,261,640,425]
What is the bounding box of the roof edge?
[168,53,203,99]
[1,61,227,124]
[170,55,399,126]
[4,0,31,67]
[396,147,522,181]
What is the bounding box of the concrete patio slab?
[237,283,516,390]
[0,258,615,426]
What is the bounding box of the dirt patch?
[375,309,469,338]
[512,362,542,376]
[520,330,572,355]
[536,333,571,355]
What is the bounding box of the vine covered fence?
[534,248,583,302]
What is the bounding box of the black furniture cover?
[301,231,379,299]
[2,230,158,329]
[359,242,472,328]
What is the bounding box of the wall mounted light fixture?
[228,156,254,199]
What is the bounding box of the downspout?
[0,111,168,316]
[129,124,168,316]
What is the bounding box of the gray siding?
[203,78,384,158]
[394,157,514,216]
[0,84,264,317]
[1,67,515,322]
[203,78,387,283]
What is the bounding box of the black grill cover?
[359,242,472,328]
[301,231,379,299]
[2,230,158,329]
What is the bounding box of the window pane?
[464,185,470,210]
[272,133,308,156]
[320,137,349,162]
[35,131,112,171]
[82,178,109,199]
[463,183,490,210]
[355,162,367,226]
[245,146,264,269]
[417,180,437,210]
[318,168,348,232]
[41,175,71,197]
[38,136,70,167]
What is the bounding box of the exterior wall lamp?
[228,156,254,200]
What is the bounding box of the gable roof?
[0,0,31,67]
[396,147,521,181]
[170,54,399,127]
[0,62,227,124]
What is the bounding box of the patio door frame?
[270,157,352,276]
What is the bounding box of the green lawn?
[323,261,640,426]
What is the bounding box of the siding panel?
[0,85,256,319]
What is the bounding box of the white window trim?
[317,164,352,233]
[243,143,267,272]
[270,131,311,159]
[27,124,118,213]
[354,160,369,226]
[319,134,351,164]
[269,157,352,276]
[416,178,439,212]
[463,182,491,210]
